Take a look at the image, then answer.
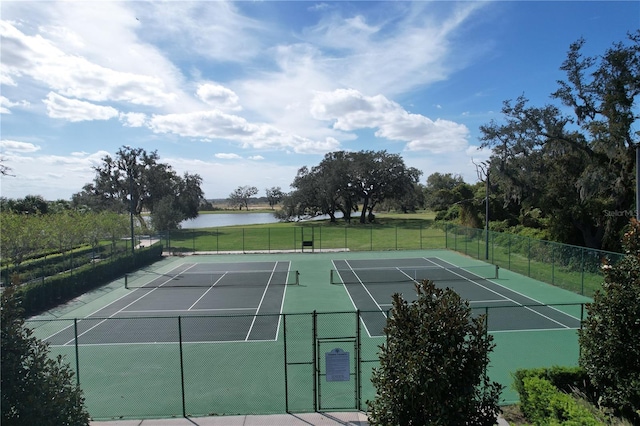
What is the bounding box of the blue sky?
[1,1,638,201]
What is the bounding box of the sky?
[1,1,638,201]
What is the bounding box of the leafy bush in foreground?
[368,279,502,425]
[580,219,640,422]
[1,286,90,425]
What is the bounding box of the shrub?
[367,279,502,425]
[513,366,597,402]
[1,286,90,425]
[520,376,600,426]
[14,244,163,317]
[579,219,640,422]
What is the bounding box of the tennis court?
[332,256,582,337]
[43,261,296,345]
[28,249,589,419]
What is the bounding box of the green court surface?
[28,249,591,420]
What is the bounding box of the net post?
[330,269,334,284]
[124,274,128,289]
[295,271,300,286]
[495,265,499,279]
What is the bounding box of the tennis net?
[330,264,498,285]
[125,270,299,289]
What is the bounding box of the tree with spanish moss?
[479,32,639,250]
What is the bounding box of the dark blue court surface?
[44,261,293,345]
[332,257,582,337]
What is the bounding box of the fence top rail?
[24,303,587,324]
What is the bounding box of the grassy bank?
[166,210,609,298]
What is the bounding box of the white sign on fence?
[325,348,350,382]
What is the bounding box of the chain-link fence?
[442,224,623,297]
[162,224,622,297]
[28,304,585,419]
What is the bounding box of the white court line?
[273,266,292,342]
[428,257,573,329]
[334,259,388,338]
[43,263,193,343]
[492,327,580,334]
[119,308,256,314]
[51,338,279,348]
[245,262,279,341]
[469,299,511,304]
[187,272,227,310]
[62,263,199,345]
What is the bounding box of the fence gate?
[284,311,363,413]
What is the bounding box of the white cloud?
[164,156,300,199]
[0,95,30,114]
[43,92,120,122]
[215,153,242,160]
[0,1,496,200]
[147,110,340,154]
[196,83,241,111]
[0,149,111,199]
[1,72,17,86]
[119,112,147,127]
[141,1,268,63]
[1,19,177,107]
[303,2,488,96]
[311,89,468,153]
[0,140,41,153]
[465,144,492,163]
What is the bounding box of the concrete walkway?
[91,411,510,425]
[91,412,370,425]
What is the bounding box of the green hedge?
[521,376,601,425]
[15,244,163,317]
[513,366,596,398]
[1,243,129,286]
[513,367,603,425]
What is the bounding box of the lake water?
[180,212,342,228]
[181,212,279,228]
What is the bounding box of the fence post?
[178,316,186,418]
[551,244,555,285]
[283,313,289,413]
[527,237,531,277]
[508,234,511,270]
[454,225,457,251]
[580,248,585,296]
[356,310,362,410]
[74,318,80,386]
[344,227,348,250]
[312,311,318,412]
[465,228,468,255]
[445,224,448,249]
